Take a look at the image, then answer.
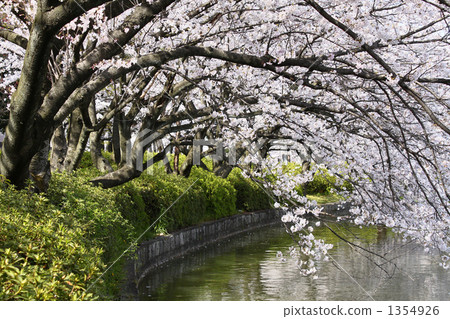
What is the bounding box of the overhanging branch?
[0,29,28,49]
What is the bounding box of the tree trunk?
[29,139,51,193]
[118,112,131,167]
[91,147,167,188]
[164,153,173,174]
[0,16,55,188]
[212,142,247,178]
[88,99,113,173]
[91,164,140,188]
[180,130,207,177]
[112,114,121,164]
[91,118,165,188]
[173,146,180,174]
[90,129,113,173]
[63,108,84,171]
[213,164,233,178]
[65,126,89,172]
[50,124,67,173]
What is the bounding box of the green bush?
[227,168,272,211]
[0,172,141,300]
[115,183,151,238]
[46,173,136,298]
[304,168,334,194]
[262,162,352,197]
[303,167,353,195]
[190,167,236,218]
[136,171,208,233]
[0,183,103,300]
[78,151,117,171]
[78,151,94,169]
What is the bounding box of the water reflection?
[138,223,449,300]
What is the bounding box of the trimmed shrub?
[303,167,353,195]
[190,167,236,218]
[136,171,208,234]
[227,168,272,211]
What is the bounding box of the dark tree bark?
[0,11,55,187]
[63,108,84,171]
[88,98,113,173]
[0,0,177,188]
[90,129,113,173]
[112,114,121,165]
[29,139,51,193]
[173,146,180,174]
[50,124,67,173]
[118,112,132,167]
[180,129,207,177]
[179,147,194,178]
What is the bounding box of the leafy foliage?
[136,169,208,234]
[0,182,103,300]
[227,168,272,211]
[134,163,237,233]
[190,167,236,218]
[303,167,353,195]
[0,173,138,300]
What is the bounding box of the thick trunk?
[91,149,167,188]
[106,138,113,152]
[212,143,247,178]
[88,99,113,173]
[180,130,207,177]
[91,116,145,187]
[164,153,174,174]
[0,17,54,187]
[91,164,140,188]
[180,147,194,177]
[91,117,167,188]
[90,129,113,173]
[213,164,233,179]
[173,146,180,174]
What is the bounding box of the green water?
[138,223,449,300]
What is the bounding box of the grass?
[306,193,344,205]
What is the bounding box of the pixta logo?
[131,129,274,173]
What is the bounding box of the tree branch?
[0,29,28,49]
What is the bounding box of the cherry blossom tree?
[0,0,448,271]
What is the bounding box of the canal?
[138,222,449,300]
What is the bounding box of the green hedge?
[266,162,352,196]
[133,164,238,234]
[190,167,236,218]
[135,170,209,234]
[303,167,353,195]
[227,168,272,211]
